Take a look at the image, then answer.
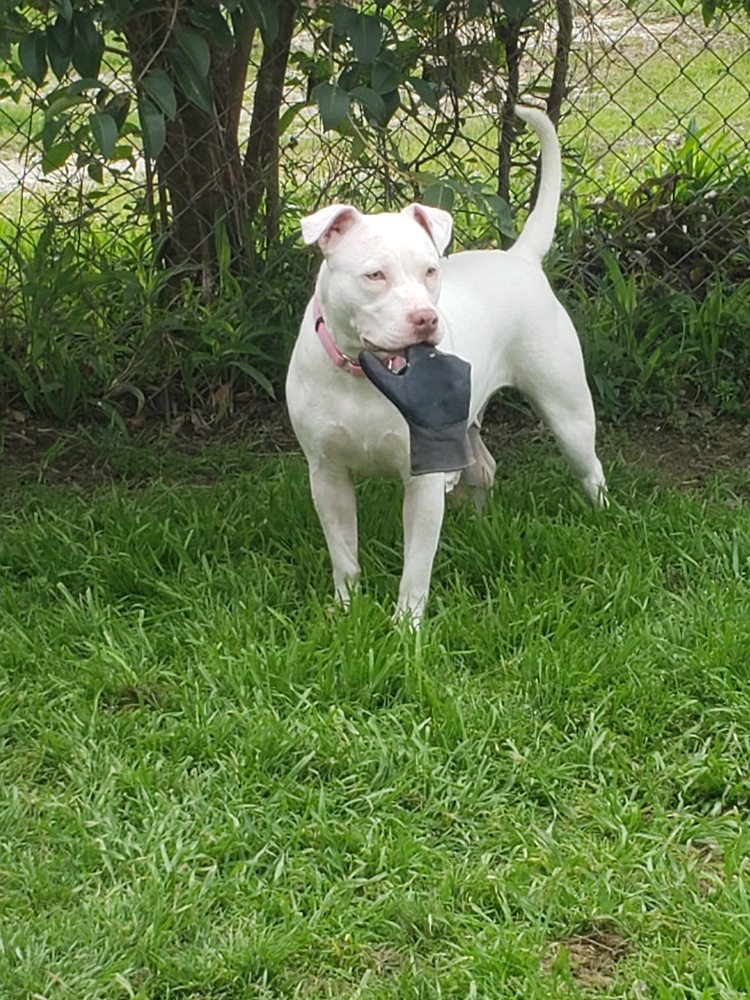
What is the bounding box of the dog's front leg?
[309,464,360,605]
[396,474,446,624]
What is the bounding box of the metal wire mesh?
[0,1,748,293]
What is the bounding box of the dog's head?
[302,203,453,356]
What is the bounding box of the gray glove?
[358,343,473,475]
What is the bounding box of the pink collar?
[313,297,364,376]
[313,297,407,377]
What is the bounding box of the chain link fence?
[1,2,747,264]
[0,0,749,417]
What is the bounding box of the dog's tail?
[508,106,562,262]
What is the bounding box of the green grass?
[2,432,750,997]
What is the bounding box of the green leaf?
[337,64,361,92]
[348,13,382,65]
[87,159,104,183]
[142,68,177,119]
[47,43,70,81]
[18,31,48,87]
[45,91,86,121]
[313,82,350,131]
[51,0,74,22]
[173,23,211,78]
[331,4,356,35]
[350,85,387,126]
[423,181,455,211]
[89,112,118,158]
[100,92,130,130]
[66,77,106,95]
[47,17,73,79]
[409,76,439,110]
[187,7,234,53]
[701,0,716,23]
[378,89,400,125]
[42,140,72,173]
[38,117,64,151]
[243,0,278,47]
[370,50,401,95]
[351,132,365,160]
[138,97,166,159]
[498,0,535,19]
[484,193,514,238]
[169,49,214,116]
[72,13,104,78]
[278,100,306,136]
[228,359,275,397]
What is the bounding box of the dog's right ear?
[301,205,361,253]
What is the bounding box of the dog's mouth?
[361,340,409,374]
[362,338,405,357]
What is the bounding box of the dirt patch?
[366,947,408,977]
[485,400,750,493]
[608,414,750,491]
[2,398,749,493]
[0,394,298,492]
[543,926,632,988]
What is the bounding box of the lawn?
[2,420,750,998]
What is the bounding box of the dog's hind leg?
[520,363,607,506]
[533,393,607,506]
[461,422,497,511]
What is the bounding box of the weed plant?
[2,438,750,996]
[0,207,310,422]
[551,120,750,421]
[554,254,750,419]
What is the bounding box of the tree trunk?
[497,18,522,245]
[548,0,573,127]
[124,3,254,288]
[243,0,298,244]
[527,0,572,209]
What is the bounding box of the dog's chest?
[296,379,410,477]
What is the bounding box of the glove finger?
[400,346,472,422]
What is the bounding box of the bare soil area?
[2,398,749,496]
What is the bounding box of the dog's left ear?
[401,204,453,255]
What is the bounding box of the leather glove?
[358,342,473,475]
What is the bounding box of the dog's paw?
[393,603,424,630]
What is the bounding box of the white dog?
[286,106,606,622]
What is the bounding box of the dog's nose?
[408,308,439,341]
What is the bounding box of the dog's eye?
[425,267,438,279]
[365,270,386,282]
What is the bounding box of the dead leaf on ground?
[367,947,407,977]
[211,382,233,412]
[687,839,725,896]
